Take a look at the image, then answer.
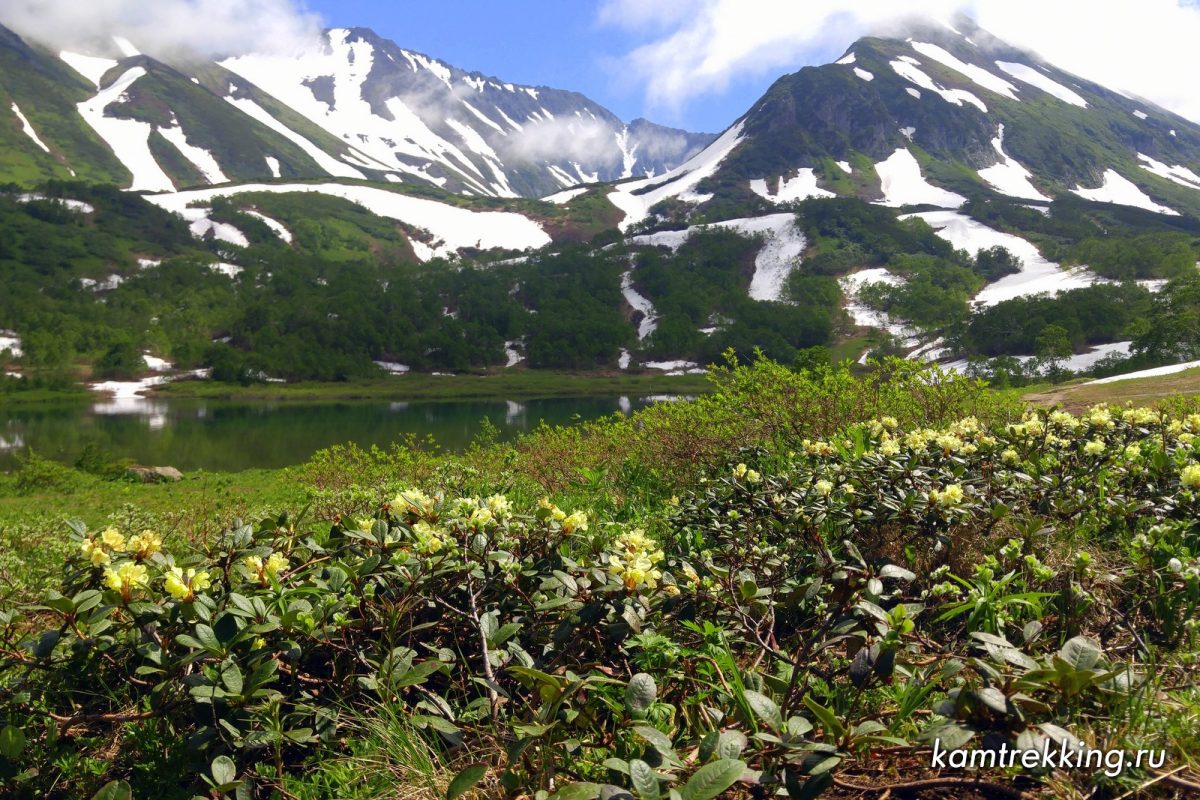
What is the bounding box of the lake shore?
[150,370,714,402]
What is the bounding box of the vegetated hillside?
[0,23,714,197]
[2,358,1199,798]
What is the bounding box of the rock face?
[127,465,183,482]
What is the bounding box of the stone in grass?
[127,465,183,483]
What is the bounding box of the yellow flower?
[928,484,965,507]
[469,507,494,528]
[606,529,664,591]
[127,530,162,560]
[485,494,512,518]
[80,538,111,567]
[562,511,588,533]
[1181,464,1200,489]
[745,469,761,484]
[103,561,149,600]
[164,566,211,601]
[1084,439,1105,456]
[391,489,437,518]
[1001,448,1019,464]
[814,479,833,497]
[265,553,288,576]
[734,463,748,479]
[354,516,375,531]
[412,521,448,555]
[878,439,901,457]
[100,527,126,552]
[935,433,963,453]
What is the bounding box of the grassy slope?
[1025,367,1200,411]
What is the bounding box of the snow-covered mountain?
[0,24,714,197]
[604,16,1200,229]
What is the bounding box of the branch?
[833,775,1033,800]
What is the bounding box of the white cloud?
[599,0,1200,123]
[0,0,323,58]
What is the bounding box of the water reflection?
[1,394,680,471]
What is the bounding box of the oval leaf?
[680,759,745,800]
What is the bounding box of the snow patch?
[621,271,658,340]
[11,103,50,153]
[749,168,834,204]
[854,67,874,82]
[906,88,921,99]
[643,360,705,375]
[157,124,229,184]
[1133,110,1148,120]
[874,148,966,208]
[243,210,293,243]
[1071,169,1178,215]
[910,41,1019,100]
[0,331,22,357]
[1136,153,1200,190]
[374,361,410,374]
[504,340,524,367]
[225,97,366,180]
[836,52,856,65]
[1088,359,1200,385]
[889,58,987,112]
[977,124,1051,201]
[903,210,1099,305]
[264,156,282,178]
[147,183,550,260]
[836,161,852,174]
[607,122,744,232]
[77,67,176,192]
[542,187,588,204]
[993,62,1087,107]
[59,51,118,87]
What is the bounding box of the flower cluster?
[605,529,667,592]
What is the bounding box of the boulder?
[127,465,183,483]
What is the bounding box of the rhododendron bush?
[2,402,1199,798]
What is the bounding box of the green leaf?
[447,763,488,800]
[802,696,844,741]
[211,755,237,786]
[549,783,602,800]
[90,781,132,800]
[629,758,660,800]
[0,725,26,760]
[633,726,676,757]
[195,623,220,651]
[743,690,782,732]
[220,660,244,695]
[625,673,658,717]
[1059,636,1103,670]
[679,759,745,800]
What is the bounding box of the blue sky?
[301,0,828,133]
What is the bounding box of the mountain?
[606,16,1200,229]
[4,14,1200,386]
[0,24,715,197]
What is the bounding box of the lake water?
[0,394,675,472]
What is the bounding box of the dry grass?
[1024,368,1200,412]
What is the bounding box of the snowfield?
[902,211,1099,305]
[993,62,1087,107]
[749,169,834,204]
[145,183,551,260]
[607,122,745,232]
[977,124,1051,201]
[222,30,520,197]
[1071,169,1178,216]
[874,149,966,208]
[76,67,176,192]
[59,51,118,88]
